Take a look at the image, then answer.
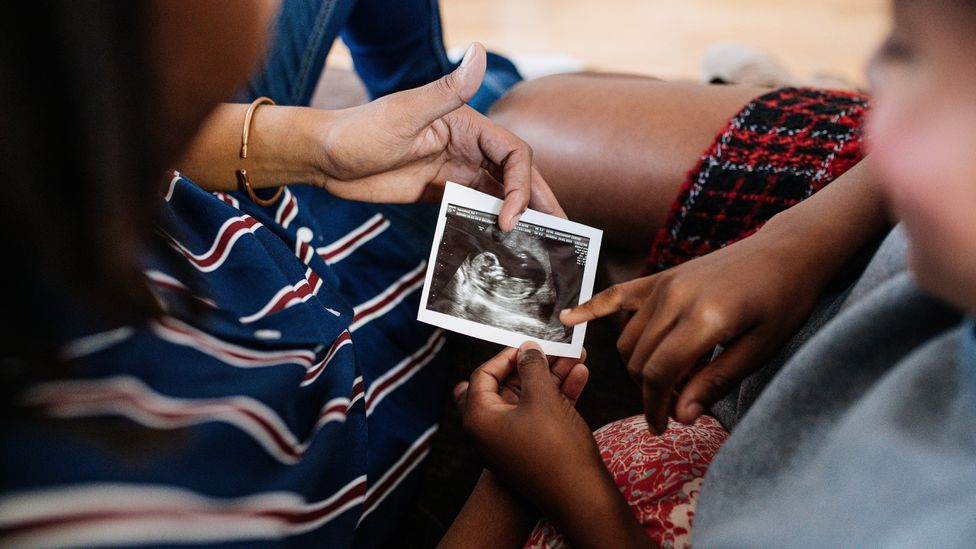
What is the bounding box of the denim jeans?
[244,0,522,114]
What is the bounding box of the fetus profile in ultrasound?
[426,205,587,343]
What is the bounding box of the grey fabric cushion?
[695,227,974,547]
[713,225,910,428]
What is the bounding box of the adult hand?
[560,224,826,434]
[316,43,564,230]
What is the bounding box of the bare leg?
[490,73,768,252]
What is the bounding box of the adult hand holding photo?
[317,43,564,230]
[180,43,564,231]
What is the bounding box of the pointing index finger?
[560,278,653,326]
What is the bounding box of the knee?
[488,74,582,138]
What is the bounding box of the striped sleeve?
[2,178,449,548]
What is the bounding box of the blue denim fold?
[243,0,522,114]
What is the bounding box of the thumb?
[398,42,486,132]
[517,341,556,402]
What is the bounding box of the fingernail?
[459,44,476,69]
[559,309,573,326]
[685,402,704,421]
[520,341,542,352]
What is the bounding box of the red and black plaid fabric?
[646,87,869,274]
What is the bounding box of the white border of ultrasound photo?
[417,182,602,358]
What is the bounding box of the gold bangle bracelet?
[237,96,284,207]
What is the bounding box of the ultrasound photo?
[426,204,588,343]
[418,183,601,357]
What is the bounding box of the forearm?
[759,157,890,285]
[541,463,654,549]
[441,467,652,549]
[439,470,538,549]
[177,103,332,192]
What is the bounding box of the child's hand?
[455,343,600,506]
[456,343,653,548]
[453,345,588,409]
[561,223,826,434]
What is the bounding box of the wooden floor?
[328,0,889,87]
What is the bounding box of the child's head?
[868,0,976,311]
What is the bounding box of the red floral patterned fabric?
[524,415,728,548]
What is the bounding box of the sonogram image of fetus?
[433,224,572,342]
